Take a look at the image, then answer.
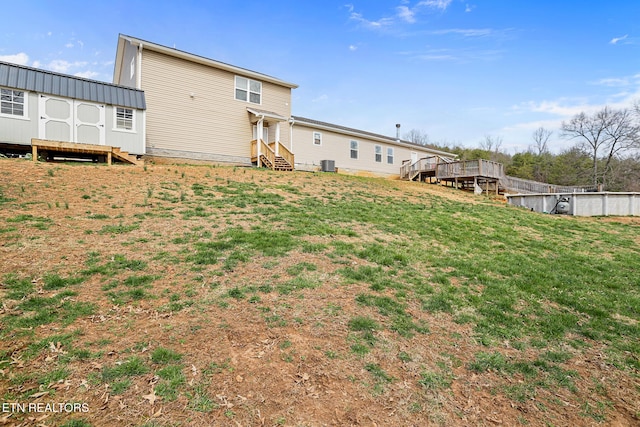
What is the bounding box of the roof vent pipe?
[395,124,401,142]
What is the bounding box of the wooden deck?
[401,157,599,195]
[401,158,504,194]
[31,139,143,166]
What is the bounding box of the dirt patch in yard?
[0,158,638,427]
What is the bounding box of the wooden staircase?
[112,147,144,166]
[251,139,294,171]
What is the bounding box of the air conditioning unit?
[320,160,335,172]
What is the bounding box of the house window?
[1,88,26,117]
[374,145,382,163]
[313,132,322,146]
[350,140,358,159]
[115,107,134,130]
[387,147,394,164]
[235,76,261,104]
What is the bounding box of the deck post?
[32,144,38,162]
[107,151,112,166]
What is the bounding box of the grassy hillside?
[0,158,638,426]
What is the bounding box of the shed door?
[38,95,105,145]
[74,101,105,145]
[38,95,73,142]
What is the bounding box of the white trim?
[374,144,382,163]
[234,75,262,105]
[0,87,29,120]
[313,131,322,146]
[350,139,359,160]
[113,106,137,133]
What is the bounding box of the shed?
[0,61,146,156]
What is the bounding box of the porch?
[248,107,294,171]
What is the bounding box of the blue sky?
[2,1,639,153]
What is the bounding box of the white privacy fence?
[506,192,640,216]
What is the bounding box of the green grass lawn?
[0,160,638,426]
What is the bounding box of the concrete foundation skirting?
[506,192,640,216]
[144,147,252,166]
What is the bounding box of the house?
[113,34,454,176]
[0,60,146,159]
[291,116,455,177]
[113,34,298,168]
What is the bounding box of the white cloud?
[46,60,88,73]
[465,4,474,12]
[350,0,454,31]
[350,11,393,29]
[430,28,494,37]
[610,35,628,45]
[74,70,99,79]
[419,0,452,10]
[593,77,630,87]
[0,52,29,65]
[349,44,358,51]
[396,6,416,23]
[65,43,74,48]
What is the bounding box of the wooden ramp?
[31,139,143,166]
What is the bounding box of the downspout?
[275,121,280,157]
[289,117,295,154]
[257,114,264,167]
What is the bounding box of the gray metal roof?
[0,61,145,110]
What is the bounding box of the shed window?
[1,88,25,117]
[313,132,322,146]
[350,140,358,160]
[235,76,261,104]
[387,147,394,164]
[115,107,134,130]
[375,145,382,163]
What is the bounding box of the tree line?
[405,103,640,192]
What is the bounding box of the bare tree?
[561,106,640,187]
[531,126,552,155]
[404,129,430,146]
[479,135,503,153]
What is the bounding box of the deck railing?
[500,175,599,194]
[251,139,274,167]
[435,159,504,180]
[269,141,294,169]
[251,139,294,169]
[400,156,441,180]
[402,156,601,194]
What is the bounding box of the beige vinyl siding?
[141,50,291,160]
[293,124,446,177]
